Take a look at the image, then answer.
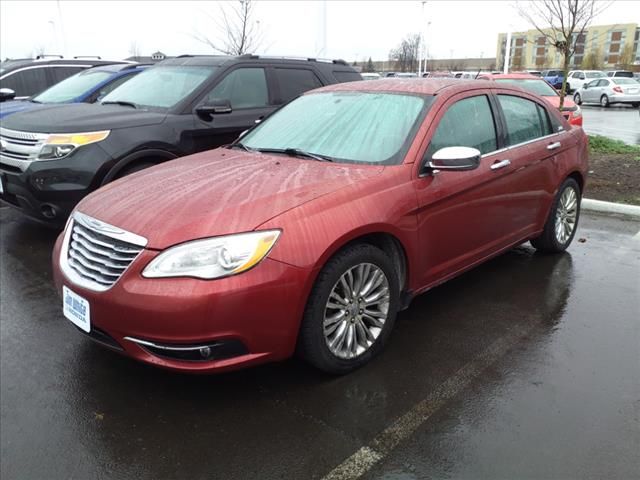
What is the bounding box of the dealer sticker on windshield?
[63,286,91,333]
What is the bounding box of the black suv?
[0,56,127,100]
[0,55,361,225]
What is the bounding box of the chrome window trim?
[0,64,92,80]
[59,212,147,292]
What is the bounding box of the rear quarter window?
[332,70,362,83]
[274,68,322,103]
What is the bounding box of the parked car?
[566,70,606,93]
[396,72,417,78]
[52,79,588,374]
[478,73,582,126]
[0,64,147,119]
[0,56,128,100]
[573,77,640,107]
[526,70,542,77]
[542,69,564,89]
[361,72,381,80]
[0,55,361,225]
[605,70,634,78]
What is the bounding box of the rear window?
[494,79,557,96]
[613,78,639,85]
[613,71,634,78]
[332,70,362,83]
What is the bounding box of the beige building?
[496,23,640,71]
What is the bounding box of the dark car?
[0,55,361,224]
[51,79,588,374]
[0,56,128,100]
[0,64,147,119]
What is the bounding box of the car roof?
[484,73,542,80]
[314,78,521,96]
[155,54,353,70]
[0,58,130,73]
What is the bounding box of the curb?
[582,198,640,219]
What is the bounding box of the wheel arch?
[102,149,178,185]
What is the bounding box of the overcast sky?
[1,1,638,63]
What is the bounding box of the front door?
[189,67,276,153]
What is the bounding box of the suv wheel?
[531,178,581,253]
[298,244,399,374]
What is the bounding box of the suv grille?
[0,127,48,171]
[61,212,147,291]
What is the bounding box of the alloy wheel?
[555,186,578,245]
[323,263,390,359]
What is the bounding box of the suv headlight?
[38,130,110,160]
[142,230,281,279]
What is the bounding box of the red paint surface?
[53,79,589,373]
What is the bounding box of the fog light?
[199,346,212,359]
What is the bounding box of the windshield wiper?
[257,147,334,162]
[228,142,257,153]
[102,100,138,109]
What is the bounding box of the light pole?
[418,1,426,77]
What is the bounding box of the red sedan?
[53,79,588,374]
[478,73,583,126]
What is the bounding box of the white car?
[573,77,640,108]
[566,70,606,93]
[361,72,381,81]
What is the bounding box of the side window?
[428,95,497,157]
[332,70,362,83]
[0,68,48,96]
[274,68,322,103]
[50,66,86,83]
[598,79,610,87]
[498,95,548,146]
[536,104,553,135]
[90,73,137,103]
[586,79,599,88]
[206,68,268,109]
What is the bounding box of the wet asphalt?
[581,104,640,145]
[1,206,639,480]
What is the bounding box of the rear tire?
[600,95,610,108]
[573,93,582,105]
[297,243,399,374]
[531,178,581,253]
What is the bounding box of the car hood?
[542,95,576,110]
[0,103,166,133]
[75,149,384,250]
[0,100,41,119]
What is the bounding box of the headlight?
[142,230,281,279]
[38,130,110,160]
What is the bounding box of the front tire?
[573,93,582,105]
[297,244,399,374]
[600,95,610,108]
[531,178,581,253]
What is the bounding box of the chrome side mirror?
[428,146,481,171]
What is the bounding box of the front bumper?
[52,234,315,373]
[0,143,112,225]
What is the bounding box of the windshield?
[242,91,431,165]
[32,69,113,103]
[586,71,605,78]
[495,79,557,96]
[101,66,215,109]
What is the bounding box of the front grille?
[62,212,147,291]
[0,127,48,171]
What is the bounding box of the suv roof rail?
[73,55,102,60]
[236,54,348,65]
[36,54,64,60]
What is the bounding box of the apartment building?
[496,23,640,71]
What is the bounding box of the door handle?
[547,141,561,151]
[490,159,511,171]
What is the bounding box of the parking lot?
[580,104,640,145]
[1,205,638,480]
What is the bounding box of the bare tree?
[192,0,263,55]
[517,0,610,108]
[129,41,141,59]
[389,34,421,73]
[618,43,634,70]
